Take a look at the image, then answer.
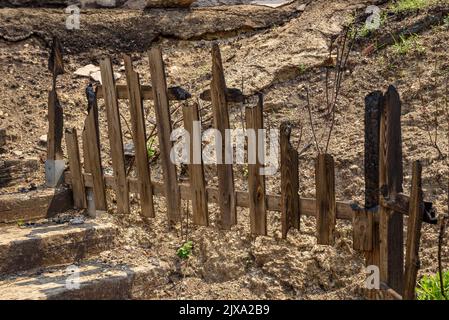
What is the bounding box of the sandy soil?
[1,0,449,299]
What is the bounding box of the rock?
[74,64,100,78]
[123,142,135,157]
[39,134,47,146]
[12,150,23,157]
[69,216,85,225]
[90,70,121,84]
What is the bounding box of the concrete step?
[0,259,169,300]
[0,221,117,275]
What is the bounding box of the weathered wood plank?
[148,46,181,222]
[96,84,191,101]
[403,161,424,300]
[100,57,130,214]
[315,153,336,245]
[280,122,300,239]
[65,128,87,209]
[245,94,267,235]
[124,55,155,219]
[379,85,404,293]
[82,85,107,211]
[210,44,237,229]
[182,102,209,226]
[47,90,64,160]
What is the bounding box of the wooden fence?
[63,44,436,300]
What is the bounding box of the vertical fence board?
[280,122,300,239]
[316,153,336,245]
[148,47,181,223]
[124,55,155,219]
[403,161,424,300]
[65,128,86,209]
[245,94,267,235]
[182,103,209,226]
[210,43,236,228]
[83,87,107,211]
[379,85,404,293]
[100,57,130,214]
[364,91,382,298]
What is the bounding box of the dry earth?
[1,0,449,299]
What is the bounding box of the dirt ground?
[1,0,449,299]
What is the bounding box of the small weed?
[390,0,429,13]
[392,34,425,55]
[298,64,308,74]
[17,219,25,227]
[444,14,449,26]
[242,166,249,178]
[177,241,193,260]
[146,138,156,159]
[416,270,449,300]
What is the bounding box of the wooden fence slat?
[245,94,267,235]
[403,161,424,300]
[182,102,209,226]
[280,122,299,239]
[148,47,181,223]
[379,85,404,293]
[47,90,64,160]
[96,84,191,101]
[353,208,373,251]
[315,153,336,245]
[82,86,107,211]
[364,91,382,299]
[65,128,86,209]
[100,56,130,214]
[210,43,236,229]
[124,55,155,219]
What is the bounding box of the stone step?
[0,259,169,300]
[0,221,117,275]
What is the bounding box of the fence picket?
[379,85,404,293]
[210,44,236,228]
[65,128,86,209]
[124,55,155,219]
[182,102,209,226]
[280,122,299,239]
[148,47,181,223]
[245,94,267,235]
[403,161,424,300]
[316,153,336,245]
[83,88,107,211]
[100,56,130,214]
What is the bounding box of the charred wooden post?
[315,153,336,245]
[280,122,300,239]
[100,56,130,214]
[363,91,382,292]
[379,85,404,293]
[45,37,65,187]
[245,94,267,235]
[210,44,237,228]
[124,55,155,219]
[148,46,181,223]
[403,161,424,300]
[182,102,209,226]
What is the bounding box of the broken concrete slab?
[0,259,170,300]
[0,188,74,223]
[0,222,117,275]
[74,64,100,77]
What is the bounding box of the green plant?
[17,219,25,227]
[444,14,449,26]
[392,34,425,55]
[146,138,156,159]
[298,64,308,74]
[416,270,449,300]
[390,0,429,13]
[176,241,193,260]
